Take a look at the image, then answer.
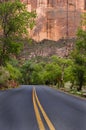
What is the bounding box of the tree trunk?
[77,80,83,91]
[70,81,74,90]
[77,71,84,91]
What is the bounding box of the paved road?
[0,85,86,130]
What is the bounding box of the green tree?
[64,63,75,89]
[51,55,72,88]
[71,25,86,91]
[45,63,61,86]
[0,0,36,65]
[72,50,86,91]
[31,63,44,84]
[20,61,34,84]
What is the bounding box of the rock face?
[19,38,75,61]
[23,0,85,41]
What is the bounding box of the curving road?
[0,85,86,130]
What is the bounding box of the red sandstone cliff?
[22,0,85,41]
[0,0,85,41]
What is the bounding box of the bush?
[6,63,22,81]
[0,66,10,87]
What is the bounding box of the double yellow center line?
[32,88,55,130]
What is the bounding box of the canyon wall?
[21,0,86,41]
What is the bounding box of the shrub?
[0,66,10,87]
[6,63,22,81]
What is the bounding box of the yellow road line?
[34,88,56,130]
[32,88,45,130]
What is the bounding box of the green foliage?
[0,0,36,65]
[71,20,86,91]
[81,13,86,27]
[76,29,86,55]
[72,54,86,91]
[29,63,44,84]
[51,55,72,87]
[6,63,22,81]
[64,65,74,83]
[0,66,10,87]
[0,0,36,36]
[8,58,19,67]
[45,63,61,85]
[20,58,64,86]
[0,60,22,89]
[20,61,34,84]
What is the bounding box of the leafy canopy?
[0,0,36,65]
[71,13,86,91]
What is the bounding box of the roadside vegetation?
[20,55,86,96]
[0,0,36,89]
[0,1,86,98]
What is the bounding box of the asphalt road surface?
[0,85,86,130]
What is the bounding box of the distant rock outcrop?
[18,38,75,62]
